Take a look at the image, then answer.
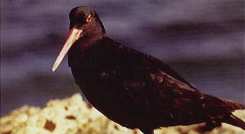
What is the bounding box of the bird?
[52,6,245,134]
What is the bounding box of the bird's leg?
[205,120,221,130]
[196,120,221,132]
[141,128,154,134]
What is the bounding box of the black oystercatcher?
[52,6,245,134]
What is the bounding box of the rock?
[0,93,244,134]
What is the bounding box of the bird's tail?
[223,114,245,130]
[203,94,245,111]
[223,99,245,111]
[203,95,245,130]
[219,98,245,130]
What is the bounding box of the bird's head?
[52,6,105,72]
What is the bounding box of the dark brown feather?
[68,37,245,131]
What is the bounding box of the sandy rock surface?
[1,94,244,134]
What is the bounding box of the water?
[1,0,245,115]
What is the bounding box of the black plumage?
[52,6,245,134]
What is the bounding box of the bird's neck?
[79,32,104,52]
[80,21,105,50]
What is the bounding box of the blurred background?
[1,0,244,115]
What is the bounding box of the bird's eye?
[86,15,92,23]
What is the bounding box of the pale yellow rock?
[0,94,244,134]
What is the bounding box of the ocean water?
[1,0,245,115]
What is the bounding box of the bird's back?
[68,37,244,129]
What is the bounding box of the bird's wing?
[115,65,205,126]
[146,69,206,124]
[142,69,244,126]
[99,38,206,124]
[144,53,196,89]
[105,37,196,89]
[103,37,242,111]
